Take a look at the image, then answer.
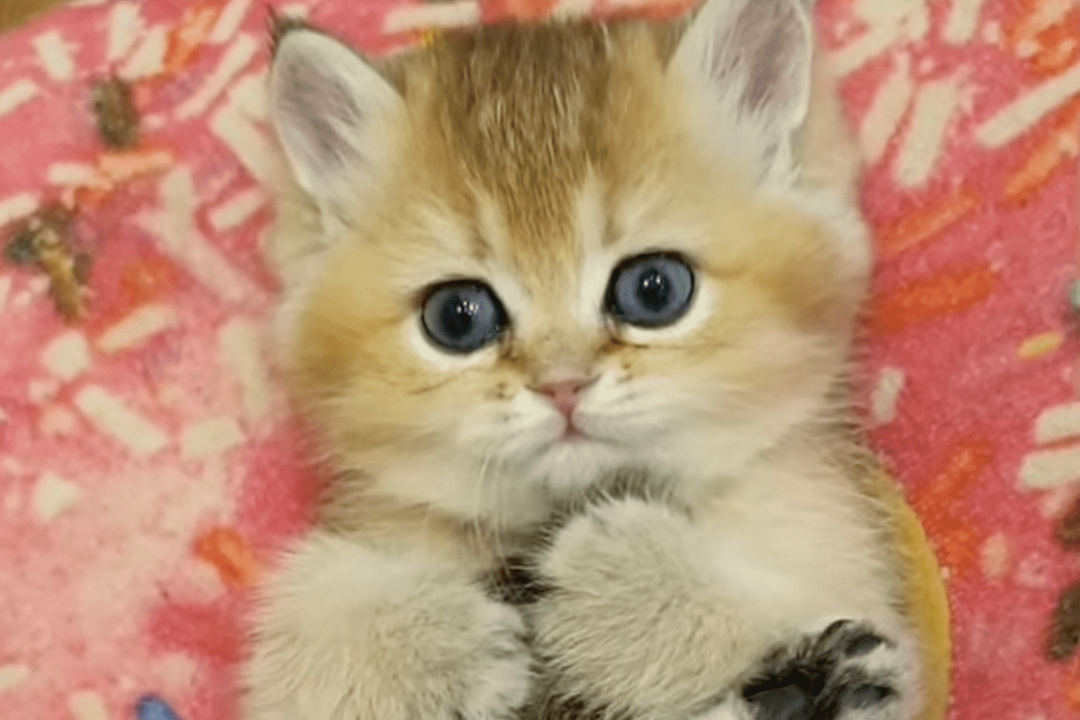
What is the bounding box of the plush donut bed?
[0,1,1077,719]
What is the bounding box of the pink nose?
[532,377,596,420]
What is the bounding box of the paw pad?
[741,620,904,720]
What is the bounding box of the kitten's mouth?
[560,426,589,443]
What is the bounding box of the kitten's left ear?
[269,28,403,217]
[670,0,813,177]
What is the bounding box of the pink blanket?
[0,1,1077,719]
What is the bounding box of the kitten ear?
[269,29,402,214]
[671,0,813,176]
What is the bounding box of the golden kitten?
[248,1,947,719]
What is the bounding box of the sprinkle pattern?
[0,1,1076,720]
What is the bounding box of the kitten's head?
[267,0,870,525]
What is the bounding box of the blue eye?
[421,281,507,353]
[606,253,695,328]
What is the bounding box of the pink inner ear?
[726,0,809,116]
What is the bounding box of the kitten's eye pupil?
[606,253,695,328]
[442,296,478,339]
[638,268,671,312]
[422,281,506,353]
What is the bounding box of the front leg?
[526,498,777,720]
[244,531,533,720]
[526,497,923,720]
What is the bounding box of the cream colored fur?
[246,0,934,719]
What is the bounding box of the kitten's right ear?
[269,29,403,215]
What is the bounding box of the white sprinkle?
[47,162,109,188]
[976,63,1080,148]
[860,54,914,162]
[1040,485,1079,518]
[28,379,60,404]
[28,277,49,297]
[41,331,91,381]
[210,105,279,184]
[175,34,259,120]
[119,24,167,81]
[982,20,1002,44]
[74,385,169,457]
[181,417,245,460]
[107,2,144,62]
[220,319,273,421]
[894,75,962,187]
[1014,555,1055,588]
[854,0,930,41]
[870,367,906,425]
[32,473,81,522]
[208,187,266,231]
[0,80,39,117]
[33,31,75,81]
[278,3,310,18]
[0,664,30,692]
[0,193,37,227]
[98,304,178,353]
[1035,402,1080,445]
[228,71,268,121]
[383,1,481,33]
[829,25,898,77]
[1019,446,1080,489]
[551,0,592,19]
[0,275,12,318]
[137,169,260,304]
[980,533,1010,580]
[943,0,987,44]
[69,691,111,720]
[210,0,253,43]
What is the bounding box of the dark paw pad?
[741,621,903,720]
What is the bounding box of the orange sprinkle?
[1019,330,1066,359]
[1023,8,1080,74]
[164,4,222,75]
[927,520,982,577]
[119,254,182,306]
[911,438,995,513]
[1004,98,1080,204]
[908,439,995,578]
[1005,0,1062,55]
[870,264,999,334]
[98,148,175,183]
[877,186,980,259]
[1067,669,1080,711]
[195,527,260,588]
[1004,129,1077,203]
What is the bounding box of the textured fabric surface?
[0,1,1076,719]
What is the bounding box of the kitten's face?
[270,8,868,523]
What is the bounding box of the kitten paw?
[735,620,917,720]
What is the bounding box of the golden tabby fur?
[249,1,948,719]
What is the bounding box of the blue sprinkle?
[135,695,182,720]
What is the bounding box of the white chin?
[528,437,627,495]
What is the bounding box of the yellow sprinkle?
[420,30,439,48]
[1018,330,1064,359]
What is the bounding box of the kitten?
[247,1,935,719]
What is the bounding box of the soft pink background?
[0,1,1077,719]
